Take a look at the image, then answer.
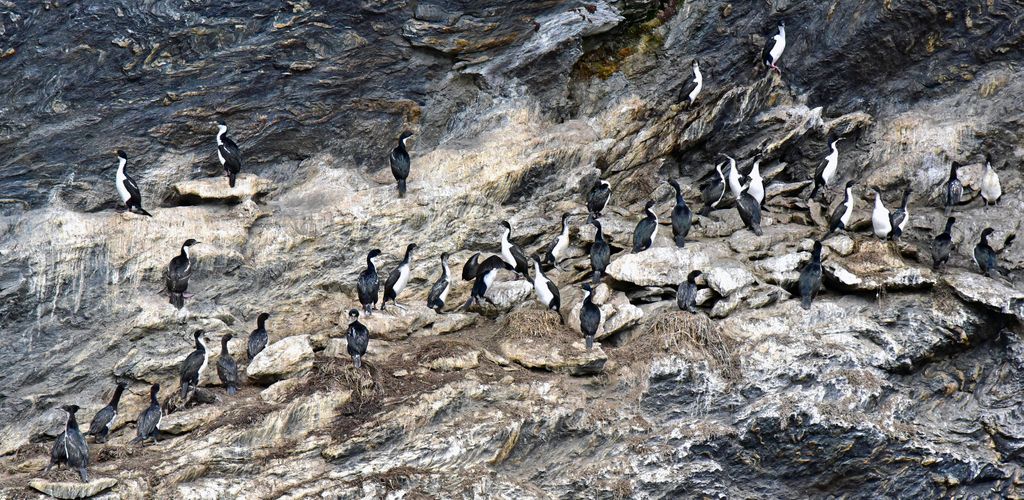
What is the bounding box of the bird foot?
[115,205,127,213]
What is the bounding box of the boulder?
[606,244,729,286]
[29,478,118,499]
[246,335,314,384]
[160,406,224,435]
[943,270,1024,320]
[823,240,935,292]
[753,251,809,287]
[360,306,479,340]
[568,290,643,340]
[260,378,306,404]
[169,174,273,204]
[704,262,757,297]
[498,338,606,375]
[726,223,816,256]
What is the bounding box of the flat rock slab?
[944,270,1024,320]
[170,174,272,203]
[246,335,314,385]
[499,338,606,375]
[362,305,477,340]
[29,478,117,499]
[705,262,757,297]
[160,406,224,434]
[606,243,729,287]
[824,240,935,292]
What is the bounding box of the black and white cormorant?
[761,20,786,75]
[580,284,601,350]
[736,184,763,236]
[747,156,765,207]
[114,150,152,217]
[871,189,891,239]
[45,405,90,482]
[944,161,962,216]
[798,241,823,310]
[931,217,955,270]
[217,333,238,395]
[216,120,242,188]
[500,221,530,278]
[632,201,659,253]
[809,135,841,200]
[668,180,692,247]
[588,180,611,218]
[461,252,481,282]
[427,252,452,313]
[130,384,161,446]
[87,382,126,444]
[974,228,1015,277]
[383,243,417,310]
[462,255,511,310]
[247,312,270,361]
[682,59,703,107]
[725,155,742,200]
[179,330,208,399]
[981,154,1002,206]
[590,218,611,285]
[346,309,369,368]
[677,270,702,313]
[165,239,200,310]
[357,249,382,315]
[699,162,726,216]
[826,181,856,236]
[531,256,562,320]
[389,131,413,197]
[543,213,572,270]
[887,188,912,241]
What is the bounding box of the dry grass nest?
[291,356,384,407]
[411,339,477,365]
[624,311,741,380]
[498,308,573,340]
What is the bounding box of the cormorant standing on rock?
[215,120,242,188]
[810,135,841,201]
[166,239,200,310]
[87,382,126,444]
[590,219,610,285]
[931,217,955,270]
[500,221,530,278]
[799,241,824,310]
[346,309,369,368]
[632,201,659,253]
[217,333,238,396]
[179,331,209,399]
[974,228,1015,277]
[462,253,481,282]
[888,188,912,241]
[46,405,89,482]
[699,162,726,216]
[357,249,382,315]
[761,20,786,75]
[682,59,703,107]
[871,189,891,239]
[247,313,270,361]
[543,213,572,270]
[580,284,601,350]
[588,180,611,218]
[677,270,701,313]
[531,256,561,320]
[736,184,763,236]
[130,384,161,446]
[390,131,413,197]
[669,180,691,247]
[981,154,1002,206]
[383,243,417,311]
[826,181,856,236]
[114,150,152,217]
[462,255,511,310]
[945,161,962,216]
[427,252,451,313]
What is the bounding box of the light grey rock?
[29,478,118,499]
[246,335,314,385]
[704,262,757,297]
[606,244,729,286]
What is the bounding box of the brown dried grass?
[624,311,741,381]
[498,308,571,339]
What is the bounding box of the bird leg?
[393,301,408,311]
[115,205,127,213]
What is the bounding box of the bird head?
[115,150,128,160]
[581,283,592,293]
[151,383,161,396]
[216,119,227,127]
[501,220,512,231]
[561,212,571,222]
[845,180,856,188]
[407,243,418,253]
[368,249,382,259]
[812,240,823,254]
[981,227,995,238]
[590,218,602,230]
[222,333,233,343]
[644,200,656,210]
[691,59,699,68]
[348,309,359,320]
[668,179,681,191]
[687,270,703,282]
[116,381,128,390]
[62,404,80,415]
[258,312,270,323]
[440,251,450,261]
[183,239,200,247]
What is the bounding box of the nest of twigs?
[626,311,740,381]
[498,308,571,340]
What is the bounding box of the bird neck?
[66,412,78,431]
[402,248,414,265]
[221,338,230,356]
[778,26,786,38]
[874,193,883,207]
[366,254,376,270]
[217,125,227,140]
[812,247,822,262]
[195,336,206,353]
[532,259,543,277]
[441,258,450,278]
[181,245,190,261]
[844,187,853,201]
[117,158,127,175]
[944,220,955,234]
[595,225,604,241]
[150,389,159,405]
[257,316,267,330]
[561,218,570,235]
[646,207,657,220]
[751,161,761,178]
[582,290,593,305]
[111,386,125,406]
[949,163,958,179]
[900,191,911,208]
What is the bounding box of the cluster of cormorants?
[43,19,1015,484]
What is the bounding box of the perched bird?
[357,249,383,315]
[931,217,956,270]
[461,252,481,282]
[543,213,572,270]
[389,131,413,197]
[247,312,270,362]
[682,59,703,107]
[87,382,126,444]
[113,150,152,217]
[827,181,856,236]
[736,184,763,236]
[761,20,786,75]
[426,252,452,313]
[798,241,824,310]
[580,284,601,350]
[980,154,1002,206]
[179,331,209,399]
[165,239,200,310]
[747,156,765,206]
[699,162,726,216]
[668,179,692,247]
[382,243,417,311]
[590,219,611,285]
[810,135,842,200]
[499,221,530,278]
[677,270,702,313]
[725,155,742,200]
[887,188,912,240]
[974,228,1015,277]
[632,201,659,253]
[217,334,238,396]
[45,405,89,482]
[944,161,963,216]
[871,189,892,239]
[130,384,161,446]
[588,180,611,218]
[463,255,512,309]
[215,120,242,188]
[531,256,561,320]
[346,309,369,368]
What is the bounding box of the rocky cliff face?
[2,0,1024,498]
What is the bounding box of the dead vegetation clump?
[203,400,278,433]
[411,339,476,366]
[498,308,571,339]
[624,311,741,381]
[96,444,138,463]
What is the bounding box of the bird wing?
[428,276,448,305]
[137,406,159,437]
[633,219,655,250]
[219,137,242,170]
[510,245,530,273]
[384,267,401,294]
[545,280,560,303]
[828,202,846,230]
[180,350,203,380]
[88,406,114,434]
[217,356,238,385]
[166,256,193,292]
[389,149,410,176]
[123,174,142,202]
[889,210,906,233]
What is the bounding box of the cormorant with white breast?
[871,189,891,239]
[887,187,912,241]
[390,131,413,197]
[543,213,572,270]
[810,135,842,201]
[165,239,200,310]
[217,333,238,395]
[590,219,611,285]
[247,312,270,361]
[500,221,530,278]
[945,161,962,216]
[981,154,1002,206]
[346,309,369,368]
[747,155,765,207]
[682,59,703,107]
[531,256,562,321]
[677,270,702,313]
[826,181,856,236]
[130,384,161,446]
[179,330,208,399]
[736,184,763,236]
[761,20,786,75]
[87,382,126,444]
[215,120,242,188]
[974,228,1015,277]
[931,217,955,270]
[427,252,452,313]
[114,150,152,217]
[725,155,742,200]
[632,201,659,253]
[799,241,823,310]
[668,180,691,247]
[699,162,726,216]
[383,243,417,310]
[462,253,481,282]
[588,180,611,218]
[45,405,89,482]
[357,249,382,315]
[462,255,512,310]
[580,284,601,350]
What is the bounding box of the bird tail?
[699,205,711,216]
[801,296,812,310]
[139,208,153,217]
[944,206,951,217]
[591,271,602,285]
[353,355,362,369]
[129,436,142,445]
[753,225,763,236]
[808,185,820,200]
[397,179,406,197]
[675,234,685,247]
[1004,234,1016,250]
[227,386,237,396]
[585,335,594,350]
[170,292,184,310]
[229,172,237,188]
[180,384,189,399]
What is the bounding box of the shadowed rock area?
[2,0,1024,497]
